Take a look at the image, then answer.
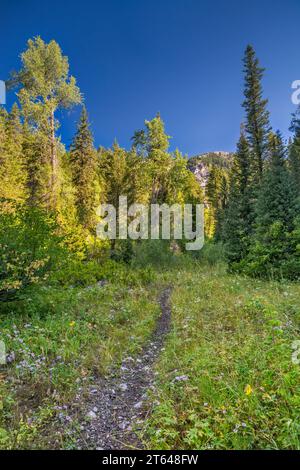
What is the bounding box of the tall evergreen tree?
[289,112,300,196]
[223,47,271,266]
[70,107,101,231]
[223,131,253,265]
[242,45,271,184]
[214,172,229,241]
[245,132,298,277]
[256,133,296,233]
[205,166,220,238]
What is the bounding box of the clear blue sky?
[1,0,300,155]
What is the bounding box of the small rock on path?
[75,286,172,450]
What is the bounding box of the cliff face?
[188,151,234,189]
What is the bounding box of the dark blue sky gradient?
[1,0,300,155]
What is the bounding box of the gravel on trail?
[75,286,172,450]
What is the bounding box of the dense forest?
[1,37,300,450]
[1,38,299,304]
[0,37,205,302]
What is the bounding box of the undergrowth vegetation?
[1,239,300,449]
[145,262,300,449]
[0,259,159,449]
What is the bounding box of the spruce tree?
[223,47,271,266]
[70,107,100,231]
[223,132,253,265]
[245,132,298,277]
[289,112,300,195]
[242,45,271,184]
[256,133,296,232]
[214,172,229,241]
[205,166,220,238]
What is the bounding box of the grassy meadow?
[1,249,300,449]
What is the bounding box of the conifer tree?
[205,166,220,238]
[289,112,300,195]
[206,166,229,239]
[223,131,253,264]
[242,45,271,184]
[223,47,271,266]
[255,133,297,232]
[214,172,229,241]
[245,132,298,277]
[70,107,100,231]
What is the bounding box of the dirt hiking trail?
[76,286,172,450]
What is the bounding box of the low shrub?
[132,240,178,269]
[50,258,156,288]
[192,241,225,265]
[0,205,67,302]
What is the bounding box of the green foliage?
[242,45,271,182]
[206,165,229,239]
[99,141,135,207]
[192,241,225,266]
[0,205,67,302]
[0,105,27,209]
[132,240,177,269]
[110,239,134,264]
[222,48,299,279]
[50,258,155,288]
[222,44,271,266]
[12,36,82,210]
[289,112,300,196]
[223,133,254,264]
[241,133,299,279]
[163,148,203,207]
[69,107,101,231]
[132,113,172,203]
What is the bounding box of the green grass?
[2,254,300,450]
[0,265,161,449]
[145,262,300,449]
